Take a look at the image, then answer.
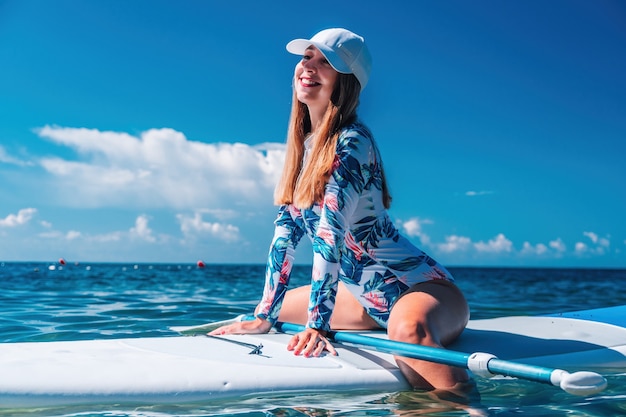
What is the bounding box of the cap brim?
[286,39,352,74]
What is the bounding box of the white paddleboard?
[451,308,626,369]
[1,306,625,408]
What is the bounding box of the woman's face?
[294,46,338,110]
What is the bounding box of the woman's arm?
[256,205,305,324]
[307,128,374,331]
[209,206,304,337]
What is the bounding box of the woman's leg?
[387,280,470,390]
[276,283,381,330]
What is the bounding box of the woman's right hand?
[208,317,272,336]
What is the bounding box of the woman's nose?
[302,59,315,71]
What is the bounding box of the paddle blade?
[553,370,608,396]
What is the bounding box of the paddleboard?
[1,305,625,408]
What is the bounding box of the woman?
[210,28,470,390]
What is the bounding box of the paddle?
[274,321,608,396]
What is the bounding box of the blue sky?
[1,0,624,267]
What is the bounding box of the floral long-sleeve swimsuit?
[256,122,454,332]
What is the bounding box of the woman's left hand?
[287,328,337,357]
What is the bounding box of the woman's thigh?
[276,283,381,330]
[388,280,469,346]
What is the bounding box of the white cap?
[286,28,372,90]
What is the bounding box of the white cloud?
[177,211,240,242]
[575,241,588,254]
[0,146,32,166]
[576,231,611,256]
[437,235,472,253]
[520,237,567,257]
[584,231,599,244]
[435,233,512,255]
[465,190,493,197]
[39,230,82,240]
[0,208,37,227]
[90,231,123,243]
[66,230,82,240]
[521,241,549,255]
[38,215,162,244]
[34,126,285,210]
[398,217,432,245]
[549,238,566,253]
[129,215,156,243]
[474,233,513,253]
[92,216,167,244]
[201,208,239,221]
[586,231,610,249]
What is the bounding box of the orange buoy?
[58,258,66,266]
[196,260,206,268]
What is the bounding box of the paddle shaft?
[275,322,565,386]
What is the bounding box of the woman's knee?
[388,314,439,347]
[387,290,440,345]
[388,280,468,347]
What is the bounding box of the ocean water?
[1,262,625,416]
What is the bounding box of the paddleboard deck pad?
[1,305,625,408]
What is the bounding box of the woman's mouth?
[300,78,320,87]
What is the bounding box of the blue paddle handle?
[331,329,556,383]
[273,321,606,394]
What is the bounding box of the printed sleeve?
[307,129,373,331]
[256,205,305,324]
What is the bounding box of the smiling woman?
[210,28,471,391]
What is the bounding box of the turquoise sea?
[1,263,625,416]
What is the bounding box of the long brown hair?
[274,73,391,209]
